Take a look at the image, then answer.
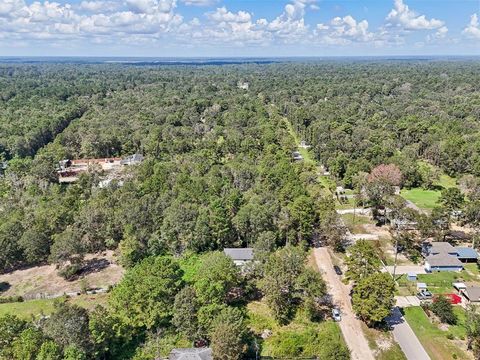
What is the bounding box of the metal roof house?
[223,248,254,266]
[168,348,212,360]
[455,247,479,262]
[425,254,464,272]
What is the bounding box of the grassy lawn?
[341,213,375,234]
[247,301,349,358]
[362,323,406,360]
[404,306,470,360]
[397,269,480,295]
[0,293,109,319]
[400,165,457,212]
[400,187,441,211]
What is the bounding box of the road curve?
[313,247,375,360]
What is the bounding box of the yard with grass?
[0,293,109,319]
[400,166,457,212]
[403,306,471,360]
[398,270,479,295]
[341,213,376,234]
[247,300,349,358]
[362,323,406,360]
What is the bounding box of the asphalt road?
[386,307,430,360]
[313,248,375,360]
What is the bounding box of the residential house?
[426,242,458,257]
[425,253,463,272]
[462,286,480,304]
[223,248,254,266]
[168,348,212,360]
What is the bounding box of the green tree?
[193,252,240,305]
[172,286,200,341]
[109,256,184,329]
[440,187,464,212]
[295,267,327,320]
[259,246,306,323]
[118,226,145,268]
[0,314,27,352]
[352,273,395,326]
[42,301,91,353]
[36,340,62,360]
[63,345,87,360]
[431,295,457,324]
[209,307,245,360]
[466,305,480,358]
[11,327,44,360]
[345,240,381,283]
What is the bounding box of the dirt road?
[313,247,375,360]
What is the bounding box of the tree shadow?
[0,282,10,293]
[78,258,110,277]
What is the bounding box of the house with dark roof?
[223,248,254,266]
[426,242,458,256]
[424,253,464,272]
[168,348,212,360]
[462,286,480,304]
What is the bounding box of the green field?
[400,167,457,212]
[0,294,108,319]
[404,306,470,360]
[362,323,406,360]
[400,188,441,211]
[341,213,375,234]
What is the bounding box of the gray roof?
[169,348,212,360]
[465,287,480,302]
[223,248,254,261]
[456,247,479,260]
[120,153,144,165]
[429,242,456,255]
[426,254,463,267]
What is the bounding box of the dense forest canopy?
[1,61,480,273]
[1,60,480,359]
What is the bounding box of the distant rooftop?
[168,348,212,360]
[224,248,254,261]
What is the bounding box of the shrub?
[0,296,24,304]
[58,264,82,280]
[431,295,457,325]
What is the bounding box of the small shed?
[417,282,427,291]
[453,282,467,292]
[407,272,417,281]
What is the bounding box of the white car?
[332,308,341,322]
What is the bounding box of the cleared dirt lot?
[0,251,124,298]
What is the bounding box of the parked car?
[332,308,341,322]
[416,290,433,300]
[334,265,343,275]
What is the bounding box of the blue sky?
[0,0,479,56]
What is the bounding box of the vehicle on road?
[332,308,341,321]
[333,265,343,275]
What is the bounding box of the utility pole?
[392,230,399,281]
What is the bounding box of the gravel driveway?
[313,248,375,360]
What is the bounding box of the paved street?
[313,248,375,360]
[386,307,430,360]
[385,265,426,275]
[395,296,421,307]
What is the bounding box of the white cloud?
[79,1,118,13]
[180,0,219,6]
[315,15,374,45]
[207,7,251,23]
[463,13,480,39]
[386,0,444,30]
